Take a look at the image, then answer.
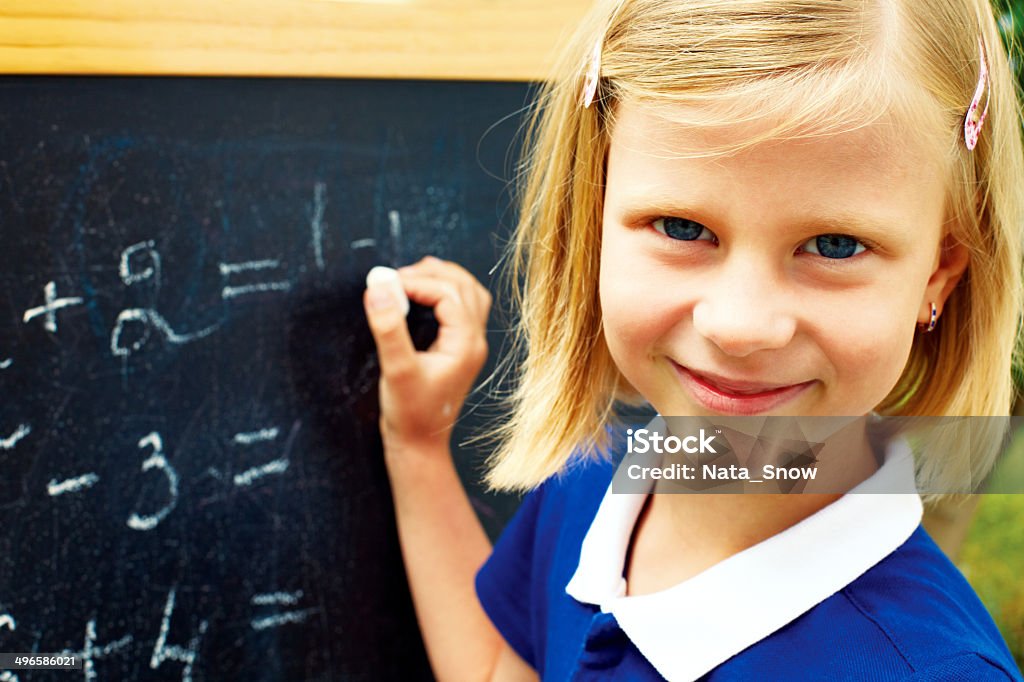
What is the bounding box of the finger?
[402,256,477,287]
[399,274,479,330]
[363,286,417,381]
[400,257,491,319]
[399,275,488,357]
[399,263,491,367]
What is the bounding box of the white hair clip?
[581,39,602,109]
[964,37,990,151]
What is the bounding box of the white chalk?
[366,266,409,316]
[251,590,304,606]
[0,423,31,450]
[47,473,100,497]
[250,608,317,631]
[233,457,289,487]
[233,427,280,445]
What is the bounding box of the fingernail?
[367,288,395,311]
[366,266,410,315]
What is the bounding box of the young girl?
[363,0,1024,679]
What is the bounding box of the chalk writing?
[388,210,402,264]
[251,591,303,607]
[126,432,179,531]
[350,238,376,250]
[136,308,217,346]
[110,308,218,358]
[250,609,316,632]
[0,614,17,681]
[232,427,279,445]
[0,424,30,450]
[222,281,292,299]
[110,309,150,356]
[0,359,11,369]
[230,421,298,487]
[119,240,161,287]
[9,584,331,681]
[150,587,207,682]
[249,581,316,631]
[59,619,134,682]
[219,259,291,300]
[22,281,83,333]
[217,260,280,275]
[233,459,289,487]
[47,473,100,497]
[310,182,327,270]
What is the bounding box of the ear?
[920,235,970,323]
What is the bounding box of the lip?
[672,362,815,415]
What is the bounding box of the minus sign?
[749,480,764,483]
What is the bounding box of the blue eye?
[802,234,866,259]
[653,217,715,242]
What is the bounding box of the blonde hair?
[484,0,1024,495]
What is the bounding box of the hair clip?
[964,38,990,151]
[581,39,602,109]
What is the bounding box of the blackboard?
[0,76,530,681]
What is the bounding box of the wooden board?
[0,0,592,80]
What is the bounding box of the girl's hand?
[362,256,492,456]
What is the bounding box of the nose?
[691,261,797,357]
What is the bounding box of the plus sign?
[23,281,83,333]
[59,619,133,682]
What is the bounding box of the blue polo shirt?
[475,437,1022,681]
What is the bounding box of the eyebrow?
[617,199,898,241]
[791,213,895,240]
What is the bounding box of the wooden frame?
[0,0,592,81]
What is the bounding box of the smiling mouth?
[687,368,802,394]
[672,363,815,414]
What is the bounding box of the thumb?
[363,269,416,379]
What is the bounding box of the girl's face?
[599,101,968,417]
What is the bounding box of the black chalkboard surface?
[0,76,529,681]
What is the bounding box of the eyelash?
[649,217,875,260]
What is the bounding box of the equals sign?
[249,591,317,631]
[219,260,291,300]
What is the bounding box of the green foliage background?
[959,423,1024,669]
[960,493,1024,669]
[994,0,1024,80]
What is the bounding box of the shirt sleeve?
[474,480,550,670]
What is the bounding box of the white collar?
[565,433,922,681]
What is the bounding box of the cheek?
[599,227,684,372]
[601,228,650,339]
[819,296,918,404]
[599,240,640,358]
